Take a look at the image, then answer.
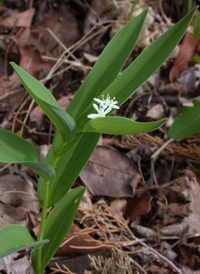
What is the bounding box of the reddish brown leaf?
[30,10,79,55]
[126,194,153,220]
[170,31,200,82]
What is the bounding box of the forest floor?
[0,0,200,273]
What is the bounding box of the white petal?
[104,107,112,115]
[94,98,104,104]
[87,114,100,119]
[93,103,99,112]
[110,104,120,109]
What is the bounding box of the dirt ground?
[0,0,200,273]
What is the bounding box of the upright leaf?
[0,225,48,259]
[32,187,85,274]
[76,7,198,128]
[10,63,76,143]
[66,9,148,121]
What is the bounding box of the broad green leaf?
[47,133,100,207]
[76,7,198,128]
[168,99,200,139]
[32,187,85,274]
[81,117,167,135]
[193,13,200,40]
[194,56,200,63]
[10,63,76,143]
[0,224,49,259]
[66,9,148,121]
[0,129,55,181]
[0,128,38,162]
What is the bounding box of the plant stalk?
[35,180,49,273]
[34,142,65,273]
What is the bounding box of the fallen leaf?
[80,146,140,198]
[0,174,40,229]
[0,253,31,274]
[146,104,165,120]
[55,223,103,256]
[126,194,153,220]
[30,10,79,55]
[169,31,200,82]
[183,176,200,235]
[0,8,35,29]
[131,224,159,241]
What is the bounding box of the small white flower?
[94,94,119,109]
[87,103,112,119]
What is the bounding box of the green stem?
[35,180,49,273]
[35,142,65,273]
[127,0,139,21]
[186,0,192,13]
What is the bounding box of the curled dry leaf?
[80,146,140,198]
[0,174,40,229]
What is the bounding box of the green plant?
[168,99,200,139]
[0,7,197,274]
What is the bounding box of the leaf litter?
[0,0,200,273]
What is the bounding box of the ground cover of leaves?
[0,0,200,273]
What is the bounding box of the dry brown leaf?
[55,223,103,256]
[182,176,200,235]
[0,253,30,274]
[30,10,79,55]
[0,174,40,229]
[169,31,200,82]
[110,198,127,218]
[126,194,153,220]
[0,8,35,29]
[131,224,159,241]
[80,146,140,198]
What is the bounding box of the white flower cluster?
[87,95,119,119]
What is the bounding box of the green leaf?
[194,56,200,63]
[168,99,200,139]
[193,13,200,40]
[66,9,148,121]
[0,225,49,259]
[47,8,197,205]
[0,128,38,163]
[0,129,55,181]
[76,7,198,128]
[10,63,76,143]
[47,133,100,207]
[32,187,85,274]
[81,117,167,135]
[23,162,55,181]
